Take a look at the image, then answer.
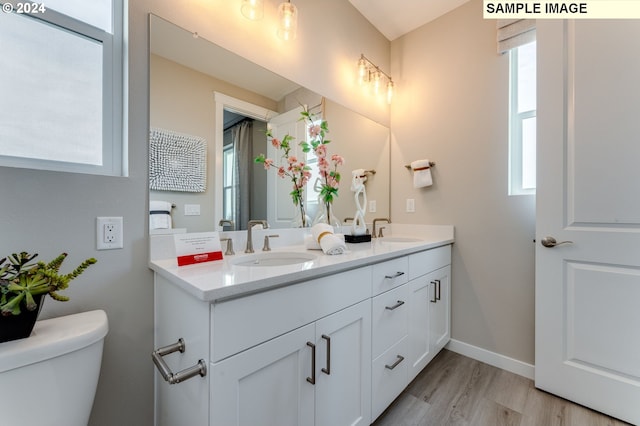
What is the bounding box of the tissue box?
[345,234,372,243]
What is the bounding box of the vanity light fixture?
[241,0,264,20]
[277,0,298,41]
[357,54,395,104]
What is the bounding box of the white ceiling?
[348,0,471,40]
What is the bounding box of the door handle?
[306,342,316,385]
[540,236,573,248]
[321,335,331,375]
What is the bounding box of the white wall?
[390,0,536,364]
[0,1,390,425]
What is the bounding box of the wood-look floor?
[372,349,631,426]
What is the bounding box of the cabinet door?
[429,265,451,355]
[407,275,432,381]
[210,323,315,426]
[315,300,372,426]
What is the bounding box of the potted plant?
[0,251,97,343]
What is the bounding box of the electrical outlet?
[97,217,123,250]
[369,200,377,213]
[406,198,415,213]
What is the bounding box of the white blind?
[497,19,536,54]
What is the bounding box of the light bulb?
[387,80,394,104]
[277,1,298,41]
[241,0,264,20]
[373,71,381,95]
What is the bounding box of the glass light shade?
[241,0,264,20]
[387,80,394,104]
[358,57,367,84]
[277,1,298,41]
[373,71,381,94]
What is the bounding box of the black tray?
[345,234,372,243]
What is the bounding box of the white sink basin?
[379,236,423,243]
[231,251,317,267]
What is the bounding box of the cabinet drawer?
[372,337,409,421]
[211,266,372,362]
[372,257,409,296]
[408,245,451,280]
[372,284,409,359]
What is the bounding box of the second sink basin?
[379,236,423,243]
[231,251,317,267]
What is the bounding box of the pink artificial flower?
[318,157,330,174]
[271,138,281,149]
[331,154,344,166]
[315,144,327,158]
[287,156,297,164]
[277,166,286,178]
[327,176,340,189]
[309,125,321,138]
[263,158,274,170]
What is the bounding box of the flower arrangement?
[299,109,344,225]
[256,131,312,227]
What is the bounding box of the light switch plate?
[406,198,415,213]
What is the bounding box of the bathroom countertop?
[149,224,454,303]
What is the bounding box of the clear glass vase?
[291,201,310,228]
[312,200,341,232]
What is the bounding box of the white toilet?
[0,310,109,426]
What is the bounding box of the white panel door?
[536,20,640,425]
[210,323,315,426]
[267,106,306,228]
[315,300,372,426]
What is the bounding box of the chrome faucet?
[245,220,269,253]
[372,218,391,238]
[219,219,235,231]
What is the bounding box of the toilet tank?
[0,310,109,426]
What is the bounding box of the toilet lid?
[0,310,108,373]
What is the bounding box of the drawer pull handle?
[306,342,316,385]
[435,279,441,301]
[385,300,405,311]
[384,271,405,279]
[430,281,437,303]
[321,335,331,375]
[385,355,405,370]
[152,338,207,385]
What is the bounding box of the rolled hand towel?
[305,233,346,250]
[411,159,433,188]
[311,223,346,255]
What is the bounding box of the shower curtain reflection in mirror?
[223,114,269,230]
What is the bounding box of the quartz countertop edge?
[150,233,454,303]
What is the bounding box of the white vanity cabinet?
[211,300,372,426]
[407,247,451,381]
[153,241,452,426]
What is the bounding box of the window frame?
[508,41,537,196]
[0,0,125,176]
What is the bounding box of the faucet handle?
[378,227,386,238]
[220,237,235,255]
[263,234,279,251]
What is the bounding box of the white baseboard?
[445,339,535,380]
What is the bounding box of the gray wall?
[390,0,536,364]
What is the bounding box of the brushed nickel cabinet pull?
[385,355,405,370]
[384,271,405,279]
[321,335,331,375]
[152,338,207,385]
[385,300,405,311]
[430,281,437,303]
[306,342,316,385]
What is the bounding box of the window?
[222,143,236,222]
[0,1,124,175]
[509,41,536,195]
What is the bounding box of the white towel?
[411,159,433,188]
[150,200,172,230]
[311,223,346,255]
[305,233,346,250]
